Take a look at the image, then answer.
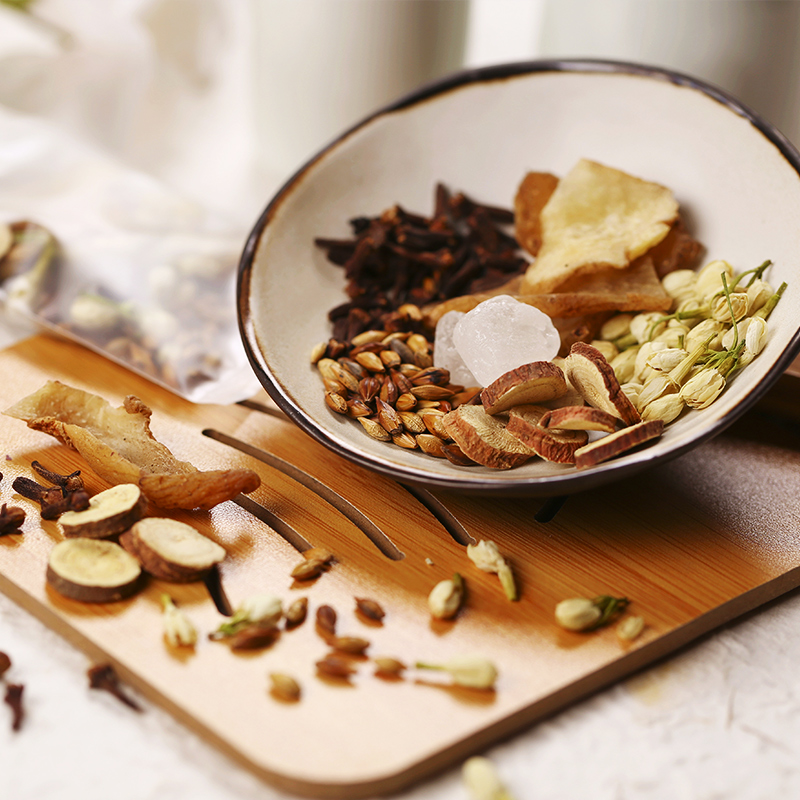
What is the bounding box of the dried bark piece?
[442,405,537,470]
[58,484,147,539]
[480,361,568,416]
[121,517,226,583]
[5,381,260,510]
[514,171,560,257]
[563,342,641,426]
[574,420,664,468]
[505,404,588,464]
[47,538,143,603]
[539,405,618,433]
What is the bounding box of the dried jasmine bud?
[466,540,518,601]
[416,655,498,690]
[269,672,301,702]
[428,573,465,620]
[160,594,197,648]
[679,368,726,409]
[212,594,282,638]
[617,615,646,642]
[555,595,629,632]
[462,755,516,800]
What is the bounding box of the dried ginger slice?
[520,159,679,294]
[5,381,260,510]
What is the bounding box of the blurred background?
[3,0,799,227]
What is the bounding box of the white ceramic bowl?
[238,60,800,496]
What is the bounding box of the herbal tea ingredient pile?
[312,160,785,470]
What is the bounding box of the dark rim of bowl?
[237,57,800,496]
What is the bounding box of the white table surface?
[3,3,800,798]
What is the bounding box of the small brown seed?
[315,654,355,679]
[325,392,348,414]
[379,349,401,368]
[355,597,385,622]
[322,377,347,395]
[399,411,426,434]
[410,385,454,400]
[304,547,334,565]
[379,375,399,404]
[326,339,347,359]
[330,635,370,655]
[382,332,410,344]
[350,329,387,346]
[395,392,417,412]
[441,442,478,466]
[392,432,418,449]
[316,604,337,636]
[414,352,433,369]
[339,357,367,380]
[373,657,406,677]
[310,341,327,364]
[417,433,447,458]
[316,358,340,383]
[355,351,385,373]
[407,333,430,355]
[377,398,403,435]
[269,672,301,702]
[411,367,451,386]
[359,416,392,441]
[389,338,415,363]
[230,624,280,651]
[332,363,360,393]
[397,303,423,321]
[349,341,384,356]
[358,375,381,403]
[390,368,413,394]
[285,597,308,628]
[346,398,373,418]
[397,362,420,378]
[291,559,325,580]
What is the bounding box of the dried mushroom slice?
[47,538,142,603]
[442,404,537,470]
[563,342,641,426]
[539,405,618,433]
[480,361,567,415]
[122,517,226,582]
[574,419,664,468]
[505,404,588,464]
[4,381,261,510]
[59,484,147,539]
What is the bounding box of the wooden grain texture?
[1,334,800,797]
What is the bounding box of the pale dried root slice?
[4,381,261,510]
[442,404,537,469]
[539,405,618,433]
[505,404,588,464]
[563,342,641,426]
[574,419,664,468]
[59,484,147,539]
[122,517,226,582]
[46,538,143,603]
[480,361,568,415]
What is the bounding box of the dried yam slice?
[505,404,588,464]
[47,538,142,603]
[514,171,560,257]
[539,405,618,433]
[442,404,537,469]
[521,159,679,294]
[480,361,567,415]
[574,419,664,468]
[4,381,260,510]
[59,483,147,539]
[563,342,641,426]
[122,517,226,582]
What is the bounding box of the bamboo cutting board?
[1,334,800,798]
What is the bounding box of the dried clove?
[12,475,90,520]
[87,663,142,712]
[0,651,11,677]
[0,503,25,536]
[4,683,24,731]
[31,461,85,493]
